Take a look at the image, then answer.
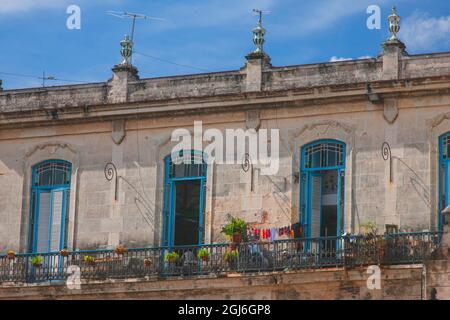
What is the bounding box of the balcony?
[0,232,441,284]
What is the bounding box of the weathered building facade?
[1,9,450,301]
[1,9,450,255]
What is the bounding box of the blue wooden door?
[162,152,207,248]
[32,189,68,253]
[29,160,71,254]
[445,163,450,225]
[440,133,450,229]
[309,173,322,239]
[300,140,346,239]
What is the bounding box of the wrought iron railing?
[0,232,441,284]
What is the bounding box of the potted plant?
[221,215,247,244]
[60,248,69,257]
[377,237,386,262]
[197,248,209,262]
[224,248,238,265]
[144,258,152,267]
[84,255,95,266]
[6,250,15,260]
[31,255,43,267]
[115,245,127,255]
[359,220,379,263]
[360,220,378,237]
[165,252,179,264]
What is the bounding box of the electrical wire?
[133,50,211,72]
[0,71,93,85]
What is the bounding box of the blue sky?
[0,0,449,90]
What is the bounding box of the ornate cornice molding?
[25,142,78,158]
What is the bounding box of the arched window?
[33,161,71,187]
[29,160,72,253]
[439,133,450,230]
[302,140,345,170]
[167,150,207,179]
[163,150,207,247]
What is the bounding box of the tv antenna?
[252,9,270,23]
[106,11,165,63]
[40,71,55,87]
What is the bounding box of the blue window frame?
[439,133,450,230]
[162,150,207,247]
[28,160,72,253]
[300,140,346,239]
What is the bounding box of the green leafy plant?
[221,215,247,242]
[31,255,43,267]
[197,248,210,261]
[224,248,238,263]
[165,252,179,263]
[84,255,95,265]
[360,220,378,236]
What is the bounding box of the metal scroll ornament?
[105,162,119,201]
[242,153,251,172]
[382,142,393,182]
[242,153,254,191]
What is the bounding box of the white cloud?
[0,0,66,14]
[401,11,450,52]
[330,56,352,62]
[330,55,371,62]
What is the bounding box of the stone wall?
[0,265,424,300]
[1,52,450,114]
[1,45,450,252]
[0,91,449,251]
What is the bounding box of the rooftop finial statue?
[252,9,266,54]
[388,6,401,42]
[119,34,133,66]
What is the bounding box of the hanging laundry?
[270,227,276,241]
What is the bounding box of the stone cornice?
[1,74,450,129]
